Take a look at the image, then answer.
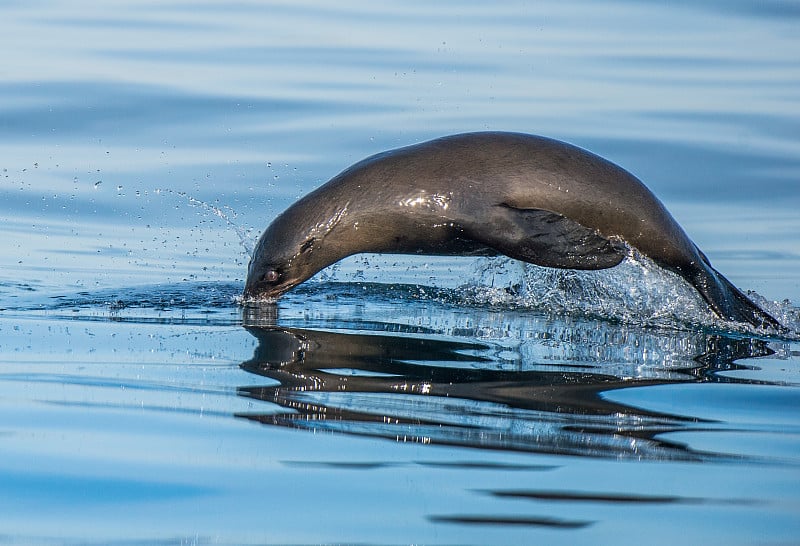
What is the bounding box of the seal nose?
[242,278,257,299]
[244,268,281,298]
[243,270,263,300]
[243,273,291,301]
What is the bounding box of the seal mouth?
[242,277,301,302]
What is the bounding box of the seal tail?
[690,260,785,332]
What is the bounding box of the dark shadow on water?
[428,514,593,529]
[236,305,776,462]
[484,489,759,506]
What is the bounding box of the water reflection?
[237,306,774,461]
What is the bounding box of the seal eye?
[264,269,280,283]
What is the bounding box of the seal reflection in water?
[237,322,773,459]
[244,132,781,330]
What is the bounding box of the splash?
[295,252,797,336]
[164,189,257,257]
[453,252,797,335]
[743,291,800,337]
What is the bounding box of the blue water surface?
[1,1,799,544]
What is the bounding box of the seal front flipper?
[471,203,627,270]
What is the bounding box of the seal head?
[245,195,353,299]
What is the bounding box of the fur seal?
[244,132,782,330]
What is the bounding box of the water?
[1,1,799,544]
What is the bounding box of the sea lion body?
[245,132,781,330]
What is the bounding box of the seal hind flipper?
[686,260,786,331]
[472,203,627,270]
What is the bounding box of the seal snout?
[244,278,279,301]
[243,282,282,302]
[243,264,305,301]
